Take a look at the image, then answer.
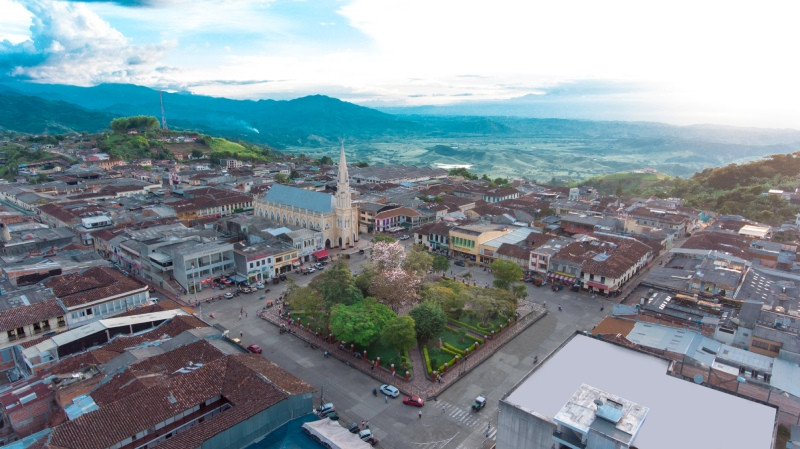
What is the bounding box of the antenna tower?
[159,90,168,131]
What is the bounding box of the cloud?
[0,0,172,85]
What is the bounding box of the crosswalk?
[436,400,482,428]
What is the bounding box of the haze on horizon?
[1,0,798,130]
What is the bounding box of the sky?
[0,0,799,128]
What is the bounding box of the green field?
[280,135,778,183]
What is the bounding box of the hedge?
[423,346,433,375]
[441,346,461,357]
[450,319,490,334]
[442,342,465,356]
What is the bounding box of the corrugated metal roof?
[264,184,334,214]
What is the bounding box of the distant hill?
[580,153,800,225]
[2,81,800,181]
[0,91,113,134]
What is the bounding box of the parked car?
[403,395,425,407]
[279,274,288,281]
[380,384,399,398]
[454,260,466,267]
[316,403,335,416]
[326,411,339,421]
[399,234,410,240]
[232,338,243,346]
[307,267,315,273]
[358,429,379,446]
[359,249,365,254]
[224,292,234,299]
[346,422,360,433]
[472,395,486,411]
[246,344,262,354]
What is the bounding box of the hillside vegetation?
[582,153,800,225]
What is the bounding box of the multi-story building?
[449,224,515,263]
[163,240,235,294]
[529,237,573,277]
[44,267,150,327]
[254,145,358,249]
[498,334,775,449]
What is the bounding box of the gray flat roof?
[504,335,775,449]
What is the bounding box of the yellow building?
[449,224,515,263]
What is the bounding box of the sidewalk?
[258,300,547,400]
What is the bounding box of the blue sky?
[1,0,799,128]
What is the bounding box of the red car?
[403,395,424,407]
[246,344,262,354]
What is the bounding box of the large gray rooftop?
[504,334,775,449]
[262,184,334,214]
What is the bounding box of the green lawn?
[456,314,510,334]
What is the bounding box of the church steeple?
[335,142,351,210]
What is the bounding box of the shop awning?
[229,274,248,284]
[292,260,301,267]
[548,273,575,282]
[313,250,329,259]
[586,281,609,290]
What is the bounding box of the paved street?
[190,242,610,449]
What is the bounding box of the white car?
[255,283,264,289]
[307,267,315,273]
[380,384,399,398]
[224,292,234,299]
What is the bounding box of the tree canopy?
[314,261,363,308]
[110,116,159,133]
[409,300,447,343]
[490,259,523,290]
[329,297,395,347]
[382,315,417,352]
[432,255,450,273]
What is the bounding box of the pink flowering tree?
[369,267,421,312]
[370,241,406,272]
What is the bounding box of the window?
[57,316,66,327]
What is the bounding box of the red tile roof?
[0,299,65,332]
[44,267,147,309]
[49,355,314,449]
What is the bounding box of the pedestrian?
[385,395,388,404]
[418,410,422,419]
[365,420,369,428]
[361,420,365,429]
[600,306,604,312]
[240,331,243,338]
[245,311,248,318]
[485,430,490,438]
[370,363,375,371]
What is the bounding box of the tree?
[403,247,433,276]
[421,282,465,318]
[369,268,420,312]
[285,285,325,318]
[372,234,397,244]
[274,173,289,184]
[490,259,523,290]
[315,261,363,308]
[329,297,395,347]
[354,269,377,297]
[289,169,301,179]
[191,149,204,159]
[448,167,478,180]
[409,301,447,343]
[432,255,450,274]
[354,161,369,168]
[512,284,528,301]
[318,155,334,166]
[382,315,417,353]
[370,241,405,272]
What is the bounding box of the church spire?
[337,141,349,186]
[335,141,351,210]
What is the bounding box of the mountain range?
[2,80,800,180]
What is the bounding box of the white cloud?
[4,0,173,86]
[0,0,33,44]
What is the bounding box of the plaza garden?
[280,239,526,380]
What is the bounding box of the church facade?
[254,145,358,249]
